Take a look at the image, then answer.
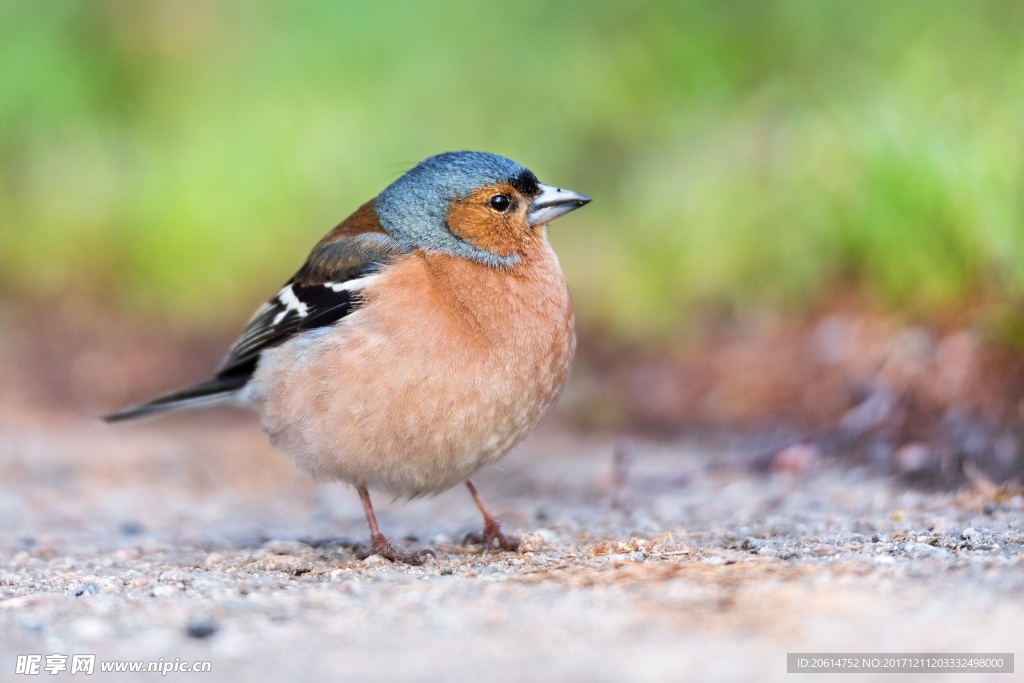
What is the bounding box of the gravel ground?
[1,405,1023,682]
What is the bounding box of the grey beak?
[527,183,591,226]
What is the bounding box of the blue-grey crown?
[374,151,537,267]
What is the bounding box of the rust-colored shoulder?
[316,200,388,248]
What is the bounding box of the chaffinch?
[106,151,590,563]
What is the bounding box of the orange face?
[445,183,537,258]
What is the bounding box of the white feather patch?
[322,274,381,293]
[272,285,309,325]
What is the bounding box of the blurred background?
[3,0,1024,483]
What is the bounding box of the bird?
[105,151,590,563]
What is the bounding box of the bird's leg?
[354,485,432,564]
[463,480,520,551]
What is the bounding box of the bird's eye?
[488,194,511,212]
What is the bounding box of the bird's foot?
[355,535,435,565]
[464,519,520,552]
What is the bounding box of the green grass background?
[2,1,1023,339]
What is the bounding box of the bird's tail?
[102,375,249,422]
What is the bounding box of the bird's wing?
[216,231,410,378]
[102,202,410,423]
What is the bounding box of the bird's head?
[374,151,590,268]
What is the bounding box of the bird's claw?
[463,522,520,552]
[355,539,435,565]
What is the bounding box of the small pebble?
[251,555,307,574]
[73,583,100,597]
[158,570,191,584]
[186,618,218,639]
[972,544,999,552]
[517,532,548,553]
[361,554,390,567]
[902,543,949,559]
[119,520,145,536]
[151,584,178,598]
[742,537,767,551]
